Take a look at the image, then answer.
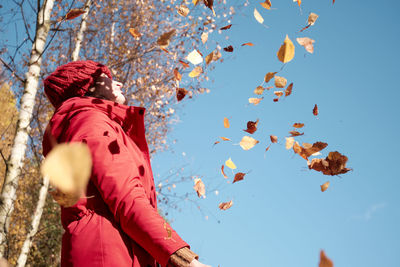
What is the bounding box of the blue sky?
[152,1,400,266]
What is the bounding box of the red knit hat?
[44,60,112,108]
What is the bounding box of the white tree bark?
[15,176,49,267]
[0,0,55,257]
[71,0,92,61]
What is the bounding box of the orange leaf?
[319,250,334,267]
[173,68,182,81]
[277,35,295,63]
[223,117,230,128]
[244,119,259,134]
[221,165,228,178]
[65,9,86,20]
[265,144,271,152]
[220,137,231,141]
[285,83,293,97]
[254,86,265,95]
[313,104,319,116]
[129,28,141,38]
[274,76,287,88]
[270,135,278,143]
[219,200,233,210]
[292,123,304,128]
[176,88,188,101]
[320,181,330,192]
[233,172,246,183]
[260,0,272,9]
[289,131,304,137]
[264,72,277,83]
[179,60,190,68]
[241,42,254,46]
[274,91,283,97]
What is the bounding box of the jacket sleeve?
[69,113,189,267]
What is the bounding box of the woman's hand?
[189,259,211,267]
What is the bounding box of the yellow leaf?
[223,117,230,128]
[193,0,200,5]
[225,158,237,169]
[277,35,295,63]
[274,76,287,88]
[240,136,259,150]
[186,49,203,65]
[285,137,295,149]
[253,8,264,24]
[188,66,203,77]
[264,72,277,83]
[321,181,330,192]
[260,0,272,9]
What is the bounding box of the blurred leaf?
[240,136,259,150]
[225,158,237,169]
[219,200,233,210]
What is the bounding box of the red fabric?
[42,97,189,267]
[44,60,112,108]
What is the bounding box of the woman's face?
[90,73,126,104]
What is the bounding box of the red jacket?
[43,97,189,267]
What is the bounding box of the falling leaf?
[213,141,220,146]
[203,0,216,16]
[129,28,141,38]
[173,68,182,81]
[293,0,301,6]
[309,151,351,176]
[313,104,319,116]
[221,165,228,178]
[205,52,213,65]
[265,144,271,152]
[293,123,304,128]
[244,119,259,134]
[41,143,92,207]
[254,86,265,95]
[233,172,246,183]
[193,178,206,198]
[249,97,263,105]
[264,72,277,83]
[240,136,259,150]
[241,42,254,46]
[270,135,278,143]
[220,137,231,141]
[320,181,330,192]
[157,29,176,48]
[188,66,203,78]
[223,45,234,52]
[274,76,287,88]
[253,8,264,24]
[285,83,293,96]
[333,0,335,4]
[285,137,295,149]
[193,0,200,5]
[223,117,230,128]
[213,49,222,61]
[293,141,328,160]
[179,60,190,68]
[225,158,237,169]
[220,24,232,30]
[186,49,203,65]
[300,13,319,32]
[201,32,209,44]
[176,88,188,101]
[289,131,304,137]
[319,250,334,267]
[219,200,233,210]
[177,4,190,17]
[297,37,315,53]
[65,9,86,20]
[274,91,283,97]
[277,35,295,63]
[260,0,272,10]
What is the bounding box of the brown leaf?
[254,86,265,95]
[289,131,304,137]
[244,119,259,134]
[274,76,287,88]
[273,98,279,102]
[129,28,141,38]
[205,52,213,64]
[313,104,319,116]
[173,68,182,81]
[233,172,246,183]
[179,60,190,68]
[176,88,188,101]
[193,178,206,198]
[285,83,293,97]
[221,165,228,178]
[320,181,330,192]
[203,0,215,16]
[277,35,295,63]
[270,135,278,143]
[157,29,176,47]
[319,250,334,267]
[300,13,319,32]
[224,117,230,128]
[309,151,351,176]
[274,91,283,97]
[265,144,271,152]
[264,72,277,83]
[260,0,272,9]
[293,141,328,160]
[177,4,190,17]
[223,45,234,52]
[241,42,254,46]
[65,9,86,20]
[219,200,233,210]
[213,141,220,146]
[220,24,232,30]
[292,123,304,128]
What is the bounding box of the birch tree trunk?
[71,0,92,61]
[15,176,49,267]
[0,0,55,257]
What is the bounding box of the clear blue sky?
[152,1,400,266]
